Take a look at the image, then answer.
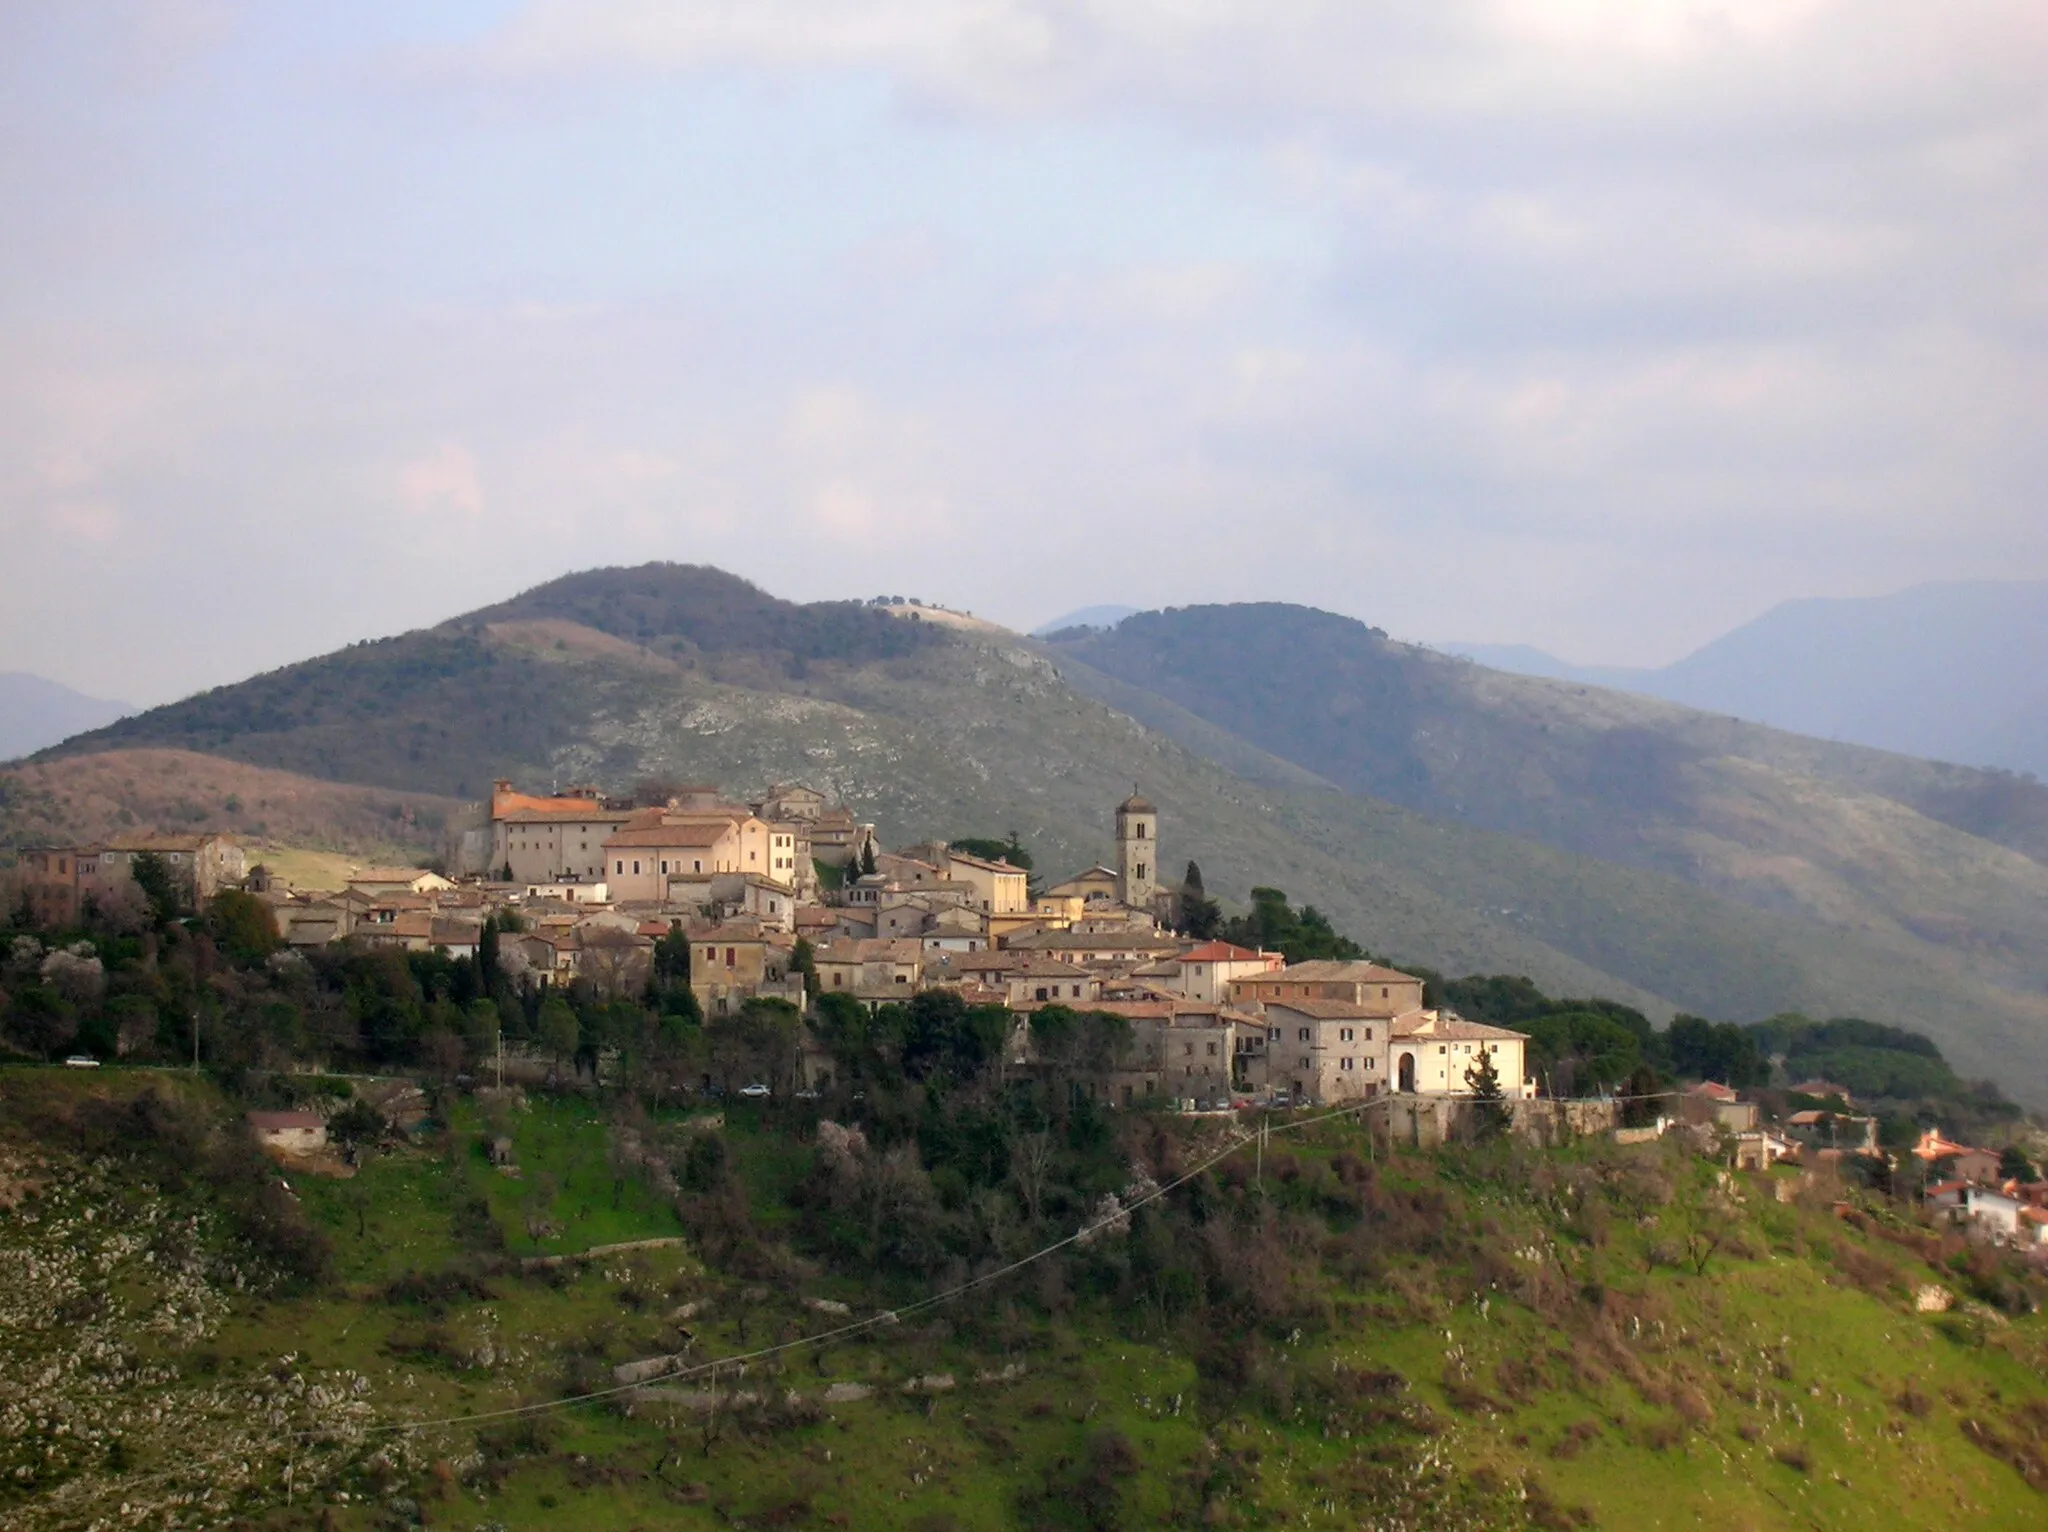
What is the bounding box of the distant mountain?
[37,563,2048,1097]
[1434,643,1647,692]
[1441,582,2048,779]
[1048,602,2048,1090]
[0,673,132,762]
[1032,604,1140,637]
[1643,581,2048,778]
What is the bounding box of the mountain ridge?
[1439,580,2048,778]
[0,672,132,762]
[31,563,2048,1097]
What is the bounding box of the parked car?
[62,1055,101,1069]
[739,1082,771,1099]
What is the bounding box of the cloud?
[395,442,485,523]
[2,2,2044,698]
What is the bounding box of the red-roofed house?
[489,780,632,883]
[1173,941,1284,1003]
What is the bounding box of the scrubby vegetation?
[6,1058,2048,1530]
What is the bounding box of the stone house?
[1389,1012,1532,1100]
[689,921,802,1014]
[1264,999,1392,1105]
[1784,1109,1879,1153]
[1039,866,1122,904]
[247,1110,327,1157]
[23,832,247,925]
[756,782,827,822]
[804,806,873,868]
[811,938,924,1001]
[1679,1080,1758,1133]
[604,818,735,902]
[488,781,632,884]
[1229,960,1427,1015]
[1172,940,1285,1004]
[346,868,455,898]
[943,850,1031,915]
[1913,1128,2000,1184]
[1004,958,1101,1008]
[919,907,988,953]
[664,871,797,931]
[1094,1000,1245,1104]
[1002,929,1183,968]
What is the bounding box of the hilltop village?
[20,785,1521,1110]
[11,782,2043,1249]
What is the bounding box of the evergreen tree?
[1463,1044,1511,1140]
[130,852,183,929]
[859,838,878,878]
[791,935,818,1000]
[1178,861,1221,939]
[538,995,580,1073]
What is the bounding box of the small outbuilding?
[246,1110,328,1156]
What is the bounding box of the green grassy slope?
[36,564,2048,1091]
[7,1067,2046,1531]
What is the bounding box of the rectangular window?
[725,947,737,966]
[1341,1057,1354,1071]
[1297,1027,1310,1042]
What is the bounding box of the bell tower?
[1115,790,1158,911]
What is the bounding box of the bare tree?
[578,926,651,1001]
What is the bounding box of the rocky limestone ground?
[0,1142,405,1530]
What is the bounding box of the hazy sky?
[3,2,2044,704]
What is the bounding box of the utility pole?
[496,1024,504,1090]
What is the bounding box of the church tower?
[1115,790,1158,911]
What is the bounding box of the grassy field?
[4,1066,2046,1530]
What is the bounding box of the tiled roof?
[945,851,1025,875]
[1393,1013,1528,1041]
[1259,960,1422,985]
[1179,941,1270,963]
[491,789,625,822]
[1265,997,1391,1021]
[1010,958,1094,979]
[605,821,736,848]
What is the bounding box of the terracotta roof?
[497,804,631,825]
[816,938,923,963]
[1258,960,1422,985]
[1393,1013,1528,1041]
[1087,1000,1176,1021]
[1003,930,1181,954]
[1687,1081,1739,1101]
[1265,997,1391,1021]
[605,821,736,848]
[1118,792,1155,814]
[934,951,1017,974]
[1178,941,1270,963]
[96,832,231,854]
[690,920,772,942]
[945,850,1026,875]
[1010,958,1094,980]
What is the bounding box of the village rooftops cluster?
[18,784,1548,1111]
